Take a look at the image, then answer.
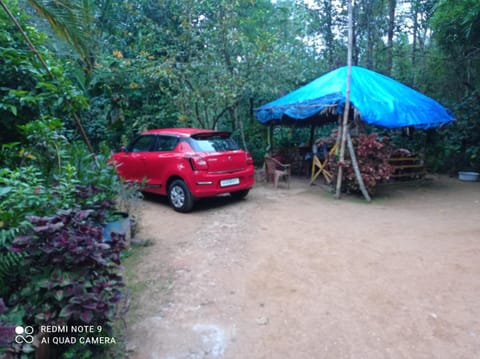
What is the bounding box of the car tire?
[230,189,250,200]
[168,180,194,213]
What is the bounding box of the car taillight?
[246,152,254,165]
[189,155,209,171]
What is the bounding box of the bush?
[1,191,127,358]
[331,133,393,195]
[12,206,126,323]
[0,119,135,358]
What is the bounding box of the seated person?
[312,138,328,161]
[300,142,313,161]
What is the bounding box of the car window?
[189,134,240,152]
[128,135,156,152]
[155,135,179,151]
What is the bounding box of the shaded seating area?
[255,66,455,199]
[264,156,291,188]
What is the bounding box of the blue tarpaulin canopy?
[255,66,455,129]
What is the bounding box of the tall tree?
[404,0,436,86]
[353,0,387,70]
[431,0,480,98]
[386,0,396,75]
[303,0,346,69]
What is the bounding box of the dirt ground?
[124,174,480,359]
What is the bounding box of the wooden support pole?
[335,121,349,198]
[347,130,371,202]
[335,115,342,156]
[335,0,353,199]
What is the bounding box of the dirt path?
[124,175,480,359]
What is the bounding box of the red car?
[110,128,255,212]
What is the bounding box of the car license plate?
[220,178,240,187]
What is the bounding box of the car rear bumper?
[188,167,255,198]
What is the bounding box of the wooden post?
[347,130,371,202]
[335,0,353,199]
[335,115,342,156]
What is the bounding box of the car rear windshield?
[189,133,240,152]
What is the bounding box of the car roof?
[142,128,225,138]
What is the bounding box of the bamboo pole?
[335,115,342,156]
[335,0,353,199]
[346,130,371,201]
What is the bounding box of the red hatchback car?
[110,128,255,212]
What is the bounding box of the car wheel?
[230,189,250,200]
[168,180,194,213]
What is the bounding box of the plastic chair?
[264,156,291,189]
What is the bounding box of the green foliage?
[0,166,47,229]
[0,226,26,299]
[2,1,480,357]
[1,118,123,212]
[429,93,480,172]
[0,300,29,357]
[0,122,125,323]
[77,0,324,147]
[85,52,178,147]
[26,0,96,70]
[0,118,135,358]
[17,117,69,179]
[431,0,480,57]
[425,0,480,173]
[232,123,267,166]
[3,0,478,178]
[428,0,480,100]
[11,205,126,358]
[385,128,427,157]
[0,2,88,145]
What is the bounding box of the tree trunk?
[365,0,374,69]
[411,1,418,84]
[386,0,396,75]
[323,0,335,69]
[352,2,359,65]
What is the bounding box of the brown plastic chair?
[264,156,291,189]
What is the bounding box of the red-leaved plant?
[11,191,127,331]
[331,133,393,195]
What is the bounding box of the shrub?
[12,206,126,324]
[7,201,127,357]
[0,119,136,358]
[331,133,393,195]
